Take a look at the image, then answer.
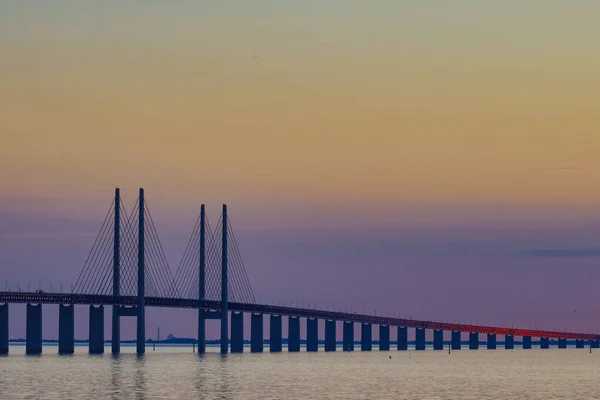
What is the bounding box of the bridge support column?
[288,316,300,352]
[379,325,390,351]
[58,304,74,355]
[591,340,599,349]
[0,304,8,355]
[269,315,282,352]
[397,326,408,350]
[251,313,263,353]
[89,305,104,354]
[415,328,425,350]
[433,329,443,350]
[26,303,42,355]
[540,337,549,349]
[231,312,244,353]
[343,321,354,352]
[576,339,584,349]
[325,320,336,352]
[451,331,461,350]
[469,332,479,350]
[522,336,532,349]
[558,338,567,349]
[487,334,496,350]
[361,323,372,351]
[505,335,514,350]
[307,318,318,352]
[136,188,146,355]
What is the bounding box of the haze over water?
[1,346,598,399]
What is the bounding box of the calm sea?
[1,346,598,399]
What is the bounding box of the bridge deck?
[1,292,597,341]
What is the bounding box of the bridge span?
[1,188,597,356]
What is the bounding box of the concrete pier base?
[270,315,282,352]
[433,329,443,350]
[89,305,104,354]
[522,336,532,349]
[487,334,496,350]
[231,312,244,353]
[415,328,425,351]
[251,313,263,353]
[325,320,336,352]
[469,332,479,350]
[451,331,461,350]
[379,325,390,351]
[307,318,318,352]
[397,326,408,350]
[343,321,354,352]
[26,304,42,355]
[540,337,549,349]
[591,340,599,349]
[505,335,514,350]
[288,316,300,352]
[576,339,584,349]
[558,338,567,349]
[0,304,8,355]
[58,304,74,355]
[361,323,372,351]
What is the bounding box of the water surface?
[1,346,598,399]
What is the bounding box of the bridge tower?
[220,204,229,354]
[112,187,121,354]
[137,188,146,355]
[197,204,206,354]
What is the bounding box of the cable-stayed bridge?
[1,188,598,356]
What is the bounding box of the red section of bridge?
[1,291,597,341]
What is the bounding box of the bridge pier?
[397,326,408,350]
[269,315,282,352]
[197,204,206,355]
[487,334,496,350]
[379,325,390,351]
[343,321,354,352]
[522,335,532,349]
[505,334,514,350]
[26,303,42,355]
[558,338,567,349]
[89,305,104,354]
[540,337,549,349]
[0,304,8,355]
[251,313,263,353]
[591,340,599,349]
[576,339,584,349]
[325,320,336,352]
[231,312,244,353]
[58,304,74,355]
[415,328,425,350]
[469,332,478,350]
[433,329,443,350]
[361,323,372,351]
[451,331,461,350]
[288,316,300,352]
[307,318,318,352]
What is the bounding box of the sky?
[1,1,600,340]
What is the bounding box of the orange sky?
[1,1,600,226]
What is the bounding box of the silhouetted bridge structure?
[1,188,598,355]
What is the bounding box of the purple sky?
[2,196,600,340]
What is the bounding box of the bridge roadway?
[1,291,598,341]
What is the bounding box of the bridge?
[1,188,598,355]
